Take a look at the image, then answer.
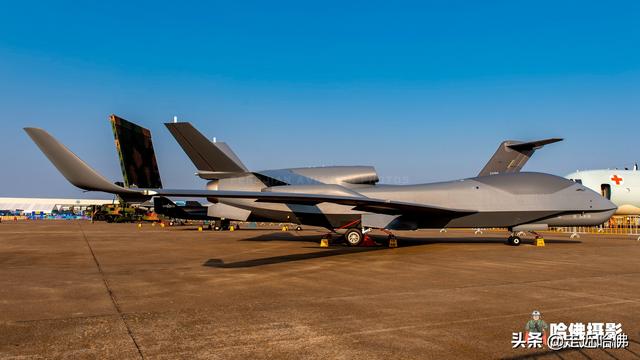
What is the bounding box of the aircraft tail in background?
[478,138,563,177]
[110,114,163,189]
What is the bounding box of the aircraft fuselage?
[212,172,615,231]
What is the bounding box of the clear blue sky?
[1,1,638,198]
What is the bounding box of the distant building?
[0,197,114,215]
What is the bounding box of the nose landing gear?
[507,230,545,246]
[507,235,522,246]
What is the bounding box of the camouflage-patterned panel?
[110,114,163,189]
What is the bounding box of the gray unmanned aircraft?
[106,115,566,232]
[25,127,615,247]
[106,116,564,233]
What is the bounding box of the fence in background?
[551,215,640,236]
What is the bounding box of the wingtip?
[164,121,192,126]
[24,127,49,135]
[23,127,47,140]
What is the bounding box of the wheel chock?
[388,238,398,248]
[160,222,165,228]
[151,222,156,227]
[281,226,288,231]
[320,238,330,248]
[536,238,545,247]
[198,226,203,232]
[137,223,142,229]
[229,225,235,231]
[361,235,380,247]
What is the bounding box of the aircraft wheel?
[510,236,521,246]
[345,228,363,246]
[296,226,302,231]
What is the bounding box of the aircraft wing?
[144,189,474,216]
[25,127,142,196]
[25,127,475,217]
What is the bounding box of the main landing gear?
[345,228,364,246]
[344,227,394,247]
[325,220,396,247]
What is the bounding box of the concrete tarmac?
[0,221,638,359]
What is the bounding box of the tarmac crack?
[78,223,145,360]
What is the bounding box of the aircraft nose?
[592,192,617,212]
[591,207,617,225]
[588,190,617,223]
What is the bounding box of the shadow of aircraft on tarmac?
[203,232,582,268]
[240,232,582,246]
[203,246,385,268]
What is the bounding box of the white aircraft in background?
[566,164,640,215]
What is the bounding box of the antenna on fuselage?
[173,116,178,123]
[634,163,638,171]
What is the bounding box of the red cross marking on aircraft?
[611,175,623,185]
